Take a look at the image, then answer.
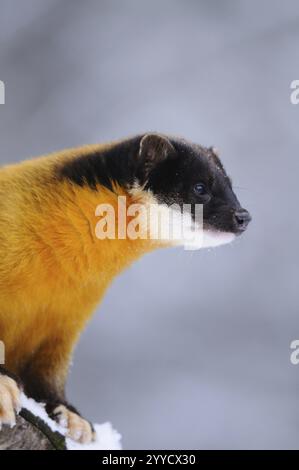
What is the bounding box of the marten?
[0,133,251,443]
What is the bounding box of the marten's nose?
[234,209,251,232]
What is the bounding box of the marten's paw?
[0,374,22,428]
[52,404,95,444]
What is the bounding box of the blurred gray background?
[0,0,298,450]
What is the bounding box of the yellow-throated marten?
[0,133,251,443]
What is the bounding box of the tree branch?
[0,392,121,450]
[0,408,66,450]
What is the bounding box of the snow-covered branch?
[0,393,122,450]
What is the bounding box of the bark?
[0,408,66,450]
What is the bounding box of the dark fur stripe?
[58,136,142,191]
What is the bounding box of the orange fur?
[0,145,158,384]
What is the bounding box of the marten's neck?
[1,143,160,294]
[32,177,157,290]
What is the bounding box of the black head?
[136,134,251,244]
[59,132,251,247]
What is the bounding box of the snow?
[66,423,122,450]
[20,393,64,434]
[20,392,122,450]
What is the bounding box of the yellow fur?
[0,144,157,385]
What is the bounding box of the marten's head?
[136,134,251,248]
[60,133,251,249]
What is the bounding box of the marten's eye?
[193,182,207,196]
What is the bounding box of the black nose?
[234,209,251,232]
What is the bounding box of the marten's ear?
[136,133,175,184]
[208,146,225,173]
